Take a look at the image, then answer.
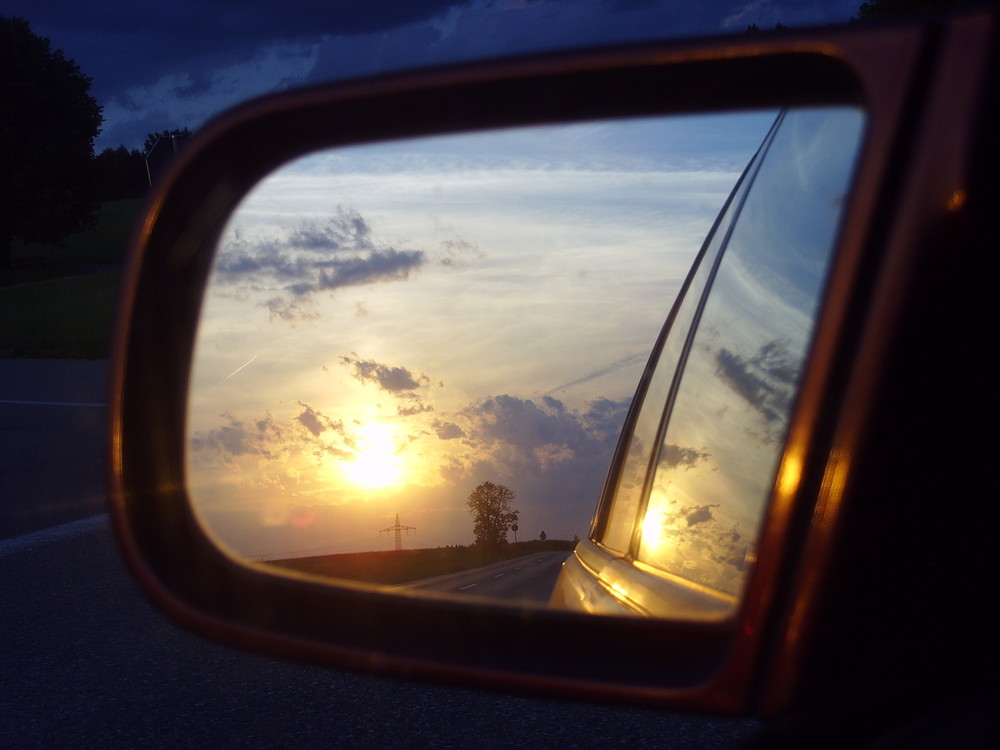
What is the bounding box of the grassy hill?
[0,199,141,358]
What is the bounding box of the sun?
[344,422,403,489]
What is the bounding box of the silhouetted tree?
[466,482,519,547]
[143,128,192,187]
[143,128,191,155]
[0,16,103,267]
[93,145,148,202]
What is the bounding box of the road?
[0,359,107,538]
[404,551,570,604]
[0,359,762,748]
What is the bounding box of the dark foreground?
[0,359,761,748]
[0,523,761,749]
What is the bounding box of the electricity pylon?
[379,513,416,551]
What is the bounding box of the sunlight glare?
[344,422,403,489]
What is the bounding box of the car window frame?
[108,19,943,714]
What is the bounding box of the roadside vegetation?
[0,199,139,358]
[6,198,140,270]
[0,271,122,358]
[1,18,188,360]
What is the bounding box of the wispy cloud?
[214,207,426,319]
[545,352,649,395]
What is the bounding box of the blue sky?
[0,0,859,151]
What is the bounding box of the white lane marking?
[459,583,478,590]
[0,399,106,407]
[0,514,110,558]
[493,573,505,578]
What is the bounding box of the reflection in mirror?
[549,108,866,618]
[634,109,866,602]
[186,109,860,616]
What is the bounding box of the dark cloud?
[296,402,343,437]
[541,395,566,413]
[340,354,431,393]
[4,1,857,150]
[190,411,285,458]
[263,296,317,322]
[397,400,435,417]
[714,338,798,425]
[191,403,350,465]
[753,338,799,384]
[580,396,634,440]
[6,1,463,100]
[295,248,424,294]
[660,443,710,470]
[214,207,426,317]
[444,394,632,538]
[464,394,591,456]
[682,503,718,527]
[457,394,629,480]
[287,208,374,251]
[434,420,466,440]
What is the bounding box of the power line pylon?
[379,512,416,551]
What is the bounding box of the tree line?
[1,15,190,267]
[90,128,192,202]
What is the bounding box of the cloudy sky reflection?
[186,112,775,560]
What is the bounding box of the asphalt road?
[0,359,763,748]
[0,359,108,538]
[405,551,570,604]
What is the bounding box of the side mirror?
[109,17,994,717]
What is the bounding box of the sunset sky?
[184,111,779,560]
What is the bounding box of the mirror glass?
[186,108,863,616]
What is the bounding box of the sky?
[179,105,864,574]
[184,111,781,560]
[0,0,859,151]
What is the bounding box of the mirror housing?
[109,13,999,718]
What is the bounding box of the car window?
[599,108,864,599]
[597,120,775,554]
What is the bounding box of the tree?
[0,16,103,267]
[93,145,148,202]
[143,128,192,155]
[143,128,192,188]
[466,482,519,547]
